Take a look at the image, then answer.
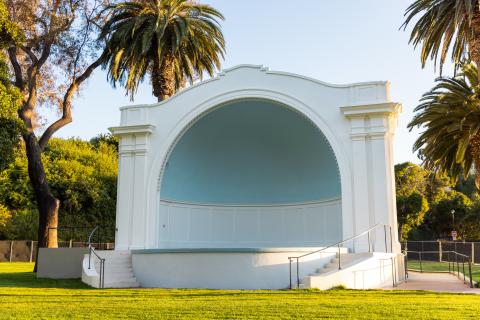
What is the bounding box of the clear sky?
[46,0,455,164]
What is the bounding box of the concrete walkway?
[387,271,480,294]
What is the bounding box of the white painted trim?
[159,197,341,208]
[341,103,402,117]
[118,65,389,111]
[109,124,155,135]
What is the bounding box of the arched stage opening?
[158,99,342,248]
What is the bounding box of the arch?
[144,89,354,248]
[160,98,340,205]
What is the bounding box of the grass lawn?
[407,260,480,284]
[1,263,480,319]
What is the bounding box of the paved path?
[387,271,480,293]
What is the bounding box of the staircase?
[82,250,140,288]
[312,252,373,276]
[300,252,399,289]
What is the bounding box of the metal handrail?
[288,224,394,289]
[87,226,105,289]
[403,249,474,288]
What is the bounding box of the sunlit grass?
[407,260,480,284]
[1,263,480,319]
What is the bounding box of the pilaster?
[110,124,155,250]
[341,103,401,252]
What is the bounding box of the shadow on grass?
[0,271,89,289]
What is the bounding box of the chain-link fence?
[402,241,480,263]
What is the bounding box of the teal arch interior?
[160,99,341,205]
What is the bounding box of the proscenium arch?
[159,98,341,204]
[144,89,354,248]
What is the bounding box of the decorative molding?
[160,197,341,208]
[109,124,155,136]
[340,103,402,118]
[118,65,390,112]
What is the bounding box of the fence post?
[439,241,442,262]
[468,260,473,288]
[69,239,73,248]
[29,241,34,263]
[9,240,13,262]
[419,252,423,273]
[472,242,475,264]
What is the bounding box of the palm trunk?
[471,10,480,81]
[23,132,59,271]
[470,132,480,188]
[152,52,176,102]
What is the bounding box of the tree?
[427,190,471,239]
[4,0,110,258]
[0,138,118,242]
[0,0,23,171]
[408,62,480,187]
[402,0,480,80]
[395,162,430,240]
[100,0,225,101]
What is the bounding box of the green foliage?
[0,1,23,171]
[0,61,23,170]
[427,190,472,239]
[395,162,430,240]
[0,138,118,240]
[402,0,476,71]
[99,0,225,99]
[0,0,24,48]
[408,62,480,184]
[90,133,119,152]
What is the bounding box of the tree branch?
[7,47,24,90]
[38,56,104,151]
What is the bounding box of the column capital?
[341,102,401,119]
[109,124,155,156]
[341,103,401,138]
[109,124,155,136]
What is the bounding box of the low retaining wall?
[131,247,347,289]
[36,247,89,279]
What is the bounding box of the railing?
[403,240,480,264]
[288,224,394,289]
[47,226,113,249]
[87,226,105,289]
[404,250,474,288]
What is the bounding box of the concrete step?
[104,280,140,288]
[104,271,135,278]
[105,266,133,273]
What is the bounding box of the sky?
[45,0,455,164]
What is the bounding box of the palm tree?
[402,0,480,79]
[408,62,480,186]
[100,0,225,101]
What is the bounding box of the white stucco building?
[82,65,404,289]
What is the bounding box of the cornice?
[109,124,155,136]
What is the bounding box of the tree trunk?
[398,223,404,242]
[152,52,176,102]
[471,10,480,81]
[23,132,59,271]
[470,132,480,188]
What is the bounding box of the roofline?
[120,64,389,110]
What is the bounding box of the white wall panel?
[158,199,341,248]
